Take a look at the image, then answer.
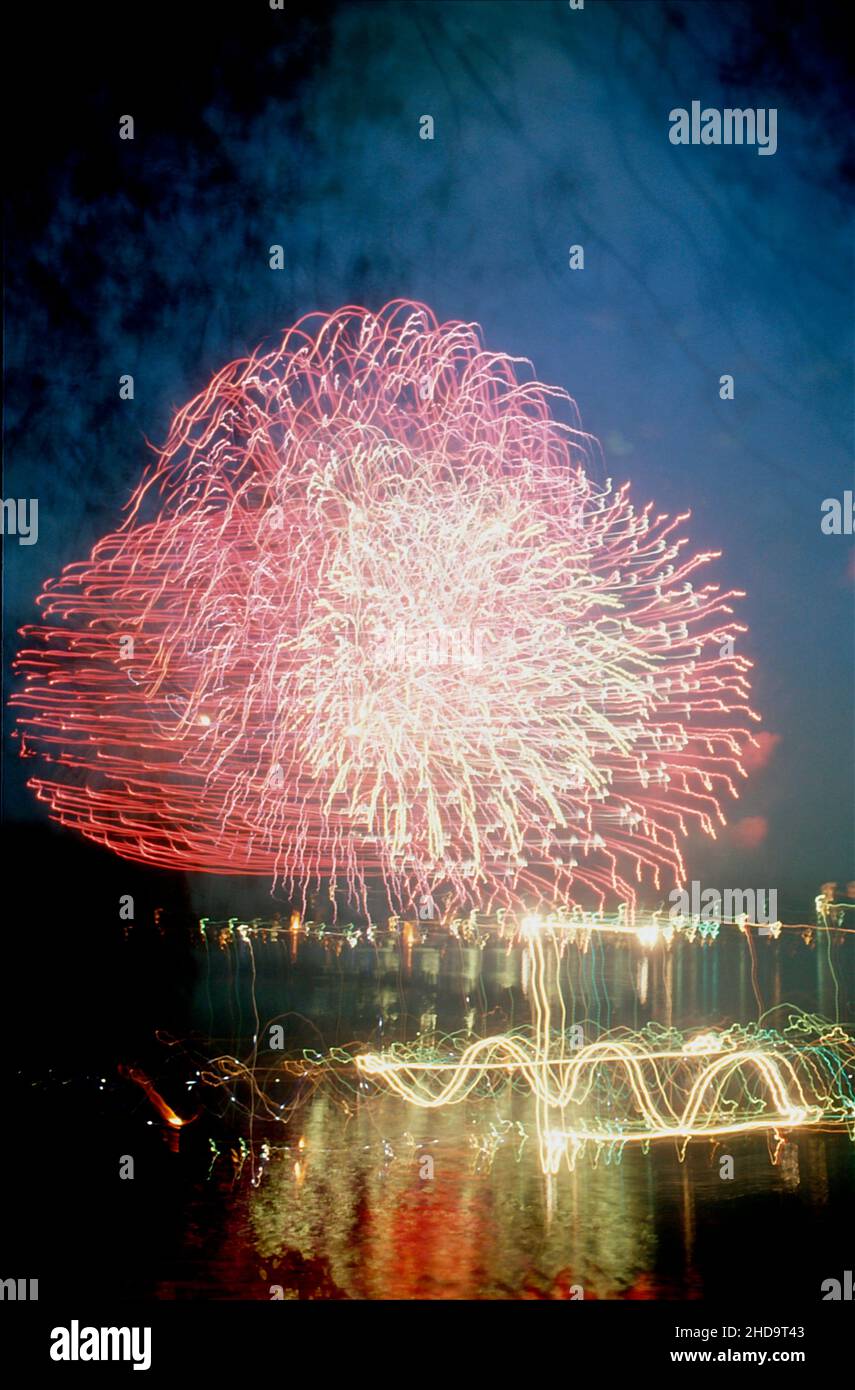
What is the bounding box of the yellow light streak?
[356,926,854,1172]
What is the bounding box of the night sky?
[4,0,853,914]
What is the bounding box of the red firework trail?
[11,301,760,916]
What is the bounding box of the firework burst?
[12,301,759,915]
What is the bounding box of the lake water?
[11,919,854,1301]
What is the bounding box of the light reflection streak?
[354,921,855,1172]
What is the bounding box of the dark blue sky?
[4,0,853,913]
